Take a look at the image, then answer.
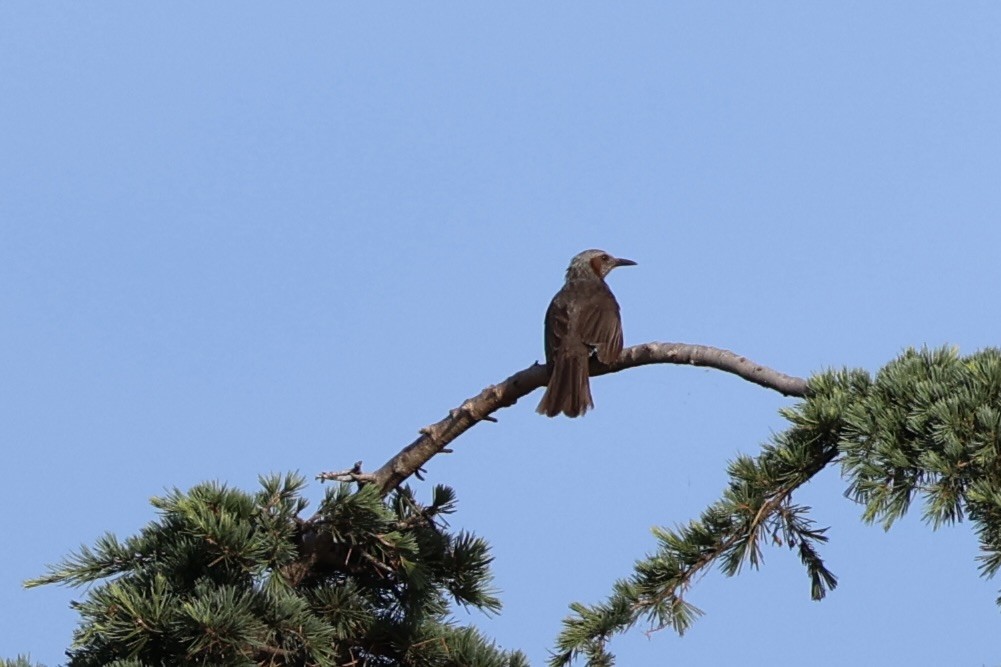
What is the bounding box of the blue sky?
[2,3,1000,665]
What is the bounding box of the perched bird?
[537,249,636,418]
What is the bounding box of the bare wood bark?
[318,342,809,496]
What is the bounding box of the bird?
[536,249,636,418]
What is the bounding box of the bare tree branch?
[316,461,376,484]
[318,342,809,496]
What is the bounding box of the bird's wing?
[577,291,624,365]
[543,294,571,367]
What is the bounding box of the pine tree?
[27,474,527,667]
[23,346,1001,665]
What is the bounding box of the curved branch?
[318,342,809,496]
[609,342,808,397]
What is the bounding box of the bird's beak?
[614,257,637,267]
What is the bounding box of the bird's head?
[566,249,637,281]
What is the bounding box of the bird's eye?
[601,254,610,261]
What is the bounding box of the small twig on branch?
[324,342,808,497]
[316,461,376,484]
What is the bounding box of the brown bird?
[537,249,636,418]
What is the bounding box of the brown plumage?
[537,249,636,418]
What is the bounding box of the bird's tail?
[536,354,593,418]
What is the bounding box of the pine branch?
[24,533,146,589]
[553,348,1001,664]
[318,342,808,496]
[550,367,867,666]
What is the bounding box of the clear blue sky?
[2,4,1000,665]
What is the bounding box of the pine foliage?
[552,347,1001,666]
[1,657,46,667]
[27,474,526,667]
